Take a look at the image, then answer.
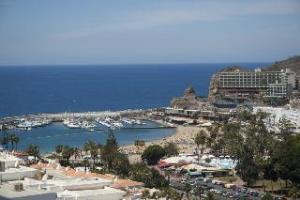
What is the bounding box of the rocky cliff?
[170,86,205,109]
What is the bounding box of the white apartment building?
[217,68,296,98]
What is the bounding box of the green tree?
[142,144,166,165]
[164,142,179,156]
[236,144,259,186]
[83,158,89,172]
[62,145,74,163]
[101,131,119,170]
[73,147,81,161]
[261,193,273,200]
[129,163,168,188]
[278,117,294,140]
[222,123,243,157]
[9,133,19,151]
[55,144,63,154]
[206,136,214,150]
[111,152,130,177]
[238,110,253,122]
[161,188,181,200]
[212,137,226,155]
[26,144,40,160]
[130,163,152,183]
[271,135,300,187]
[84,140,101,166]
[194,131,207,163]
[263,162,278,193]
[14,136,20,151]
[204,191,216,200]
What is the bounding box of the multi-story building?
[214,68,296,99]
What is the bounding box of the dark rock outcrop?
[170,86,205,109]
[183,86,196,98]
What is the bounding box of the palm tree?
[73,147,81,161]
[84,140,101,166]
[61,145,74,165]
[26,144,40,160]
[194,130,207,163]
[55,144,64,162]
[84,140,96,153]
[14,136,20,151]
[55,144,63,154]
[9,134,14,151]
[83,158,89,172]
[9,134,18,151]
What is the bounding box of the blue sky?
[0,0,300,65]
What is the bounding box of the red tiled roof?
[31,162,143,188]
[111,179,144,189]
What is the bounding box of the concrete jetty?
[0,109,170,130]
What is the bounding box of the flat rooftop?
[0,166,37,174]
[0,183,57,200]
[57,186,126,199]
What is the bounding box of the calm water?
[3,122,175,153]
[0,63,263,152]
[0,63,263,117]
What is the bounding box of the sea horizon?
[0,63,265,117]
[0,62,271,68]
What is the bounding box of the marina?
[1,1,299,199]
[1,119,175,153]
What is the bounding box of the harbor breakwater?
[0,109,153,129]
[0,109,177,153]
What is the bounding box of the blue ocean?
[0,63,262,117]
[0,64,263,152]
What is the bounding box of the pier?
[0,108,177,131]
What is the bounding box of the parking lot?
[170,177,264,200]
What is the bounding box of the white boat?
[17,121,33,128]
[135,120,146,125]
[122,119,134,125]
[63,119,81,128]
[67,122,81,128]
[112,122,124,128]
[80,121,97,129]
[97,120,112,128]
[104,117,114,123]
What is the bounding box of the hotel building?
[215,68,296,99]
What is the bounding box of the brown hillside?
[264,56,300,73]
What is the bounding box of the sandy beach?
[120,125,207,163]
